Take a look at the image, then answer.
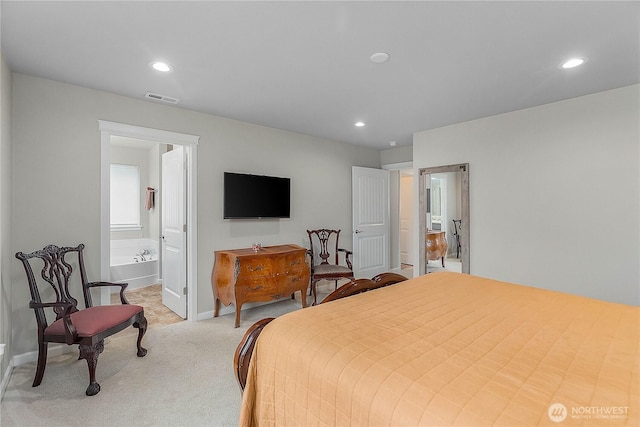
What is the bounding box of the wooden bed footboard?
[320,272,408,303]
[234,317,275,392]
[234,272,408,391]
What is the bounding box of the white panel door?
[400,174,414,264]
[161,147,187,318]
[352,166,390,278]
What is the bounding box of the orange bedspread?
[239,272,639,426]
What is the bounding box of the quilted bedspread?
[239,272,639,426]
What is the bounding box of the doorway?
[418,164,470,276]
[109,137,187,322]
[383,161,414,276]
[99,121,199,321]
[399,170,414,276]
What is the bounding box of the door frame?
[99,120,199,321]
[418,163,470,277]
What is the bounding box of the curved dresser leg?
[235,303,243,328]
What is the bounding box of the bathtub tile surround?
[110,238,159,289]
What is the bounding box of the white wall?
[380,146,412,165]
[0,54,13,383]
[413,85,639,305]
[9,73,381,355]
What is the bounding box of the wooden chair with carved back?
[15,243,148,396]
[306,229,354,305]
[452,219,462,259]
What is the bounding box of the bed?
[238,272,639,426]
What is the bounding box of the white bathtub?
[110,238,159,289]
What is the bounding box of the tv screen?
[224,172,291,219]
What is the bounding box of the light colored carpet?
[0,287,333,427]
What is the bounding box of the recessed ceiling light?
[560,57,587,69]
[355,121,365,127]
[389,141,397,147]
[370,52,390,64]
[150,61,173,72]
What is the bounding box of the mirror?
[429,176,443,229]
[418,164,469,276]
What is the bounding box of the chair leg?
[311,280,318,305]
[79,341,104,396]
[133,315,148,357]
[32,341,48,387]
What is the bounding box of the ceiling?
[2,1,638,150]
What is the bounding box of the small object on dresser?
[251,243,261,252]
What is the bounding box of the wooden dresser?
[426,230,448,268]
[211,244,309,327]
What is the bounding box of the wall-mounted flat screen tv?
[224,172,291,219]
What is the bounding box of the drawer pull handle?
[247,265,264,272]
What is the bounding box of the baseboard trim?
[197,310,214,321]
[11,343,74,367]
[195,298,295,322]
[0,360,12,401]
[1,344,75,401]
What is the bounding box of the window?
[110,164,141,229]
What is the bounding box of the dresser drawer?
[239,258,275,276]
[236,274,306,301]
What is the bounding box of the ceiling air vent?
[145,92,180,104]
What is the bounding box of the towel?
[145,187,155,210]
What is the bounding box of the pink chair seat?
[45,305,143,338]
[313,264,352,276]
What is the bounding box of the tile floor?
[111,284,183,328]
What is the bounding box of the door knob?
[354,229,362,234]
